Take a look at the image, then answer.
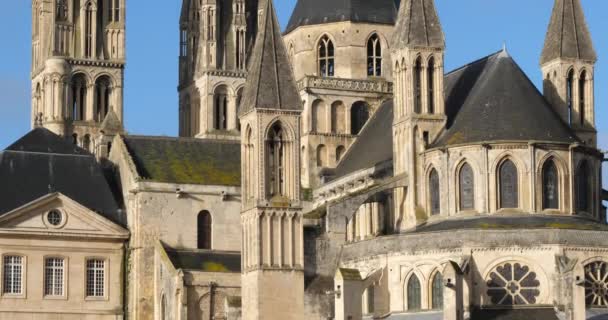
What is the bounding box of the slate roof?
[0,129,121,225]
[122,136,241,186]
[432,50,578,147]
[470,308,559,320]
[240,0,301,115]
[540,0,597,64]
[165,248,241,273]
[392,0,444,49]
[285,0,400,34]
[333,100,393,179]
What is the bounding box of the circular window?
[47,210,63,226]
[584,261,608,307]
[486,262,540,305]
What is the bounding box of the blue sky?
[0,0,606,189]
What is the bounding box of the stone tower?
[31,0,125,151]
[239,0,305,319]
[178,0,260,140]
[391,0,446,230]
[541,0,597,146]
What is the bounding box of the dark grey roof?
[470,308,559,320]
[165,248,241,273]
[240,0,301,115]
[333,100,394,179]
[122,136,241,186]
[540,0,597,64]
[392,0,444,49]
[588,309,608,320]
[432,50,578,147]
[285,0,400,34]
[7,128,89,155]
[0,130,121,225]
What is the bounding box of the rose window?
[585,261,608,307]
[486,262,540,305]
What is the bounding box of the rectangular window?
[3,256,23,295]
[44,258,64,296]
[86,259,105,297]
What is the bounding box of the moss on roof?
[338,268,362,281]
[166,249,241,273]
[123,136,241,186]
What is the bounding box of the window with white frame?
[86,259,105,297]
[3,256,23,295]
[44,258,64,296]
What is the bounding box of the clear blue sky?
[0,0,606,188]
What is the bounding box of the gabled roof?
[432,50,578,147]
[392,0,444,49]
[540,0,597,64]
[122,136,241,186]
[240,0,301,115]
[285,0,400,34]
[6,128,88,155]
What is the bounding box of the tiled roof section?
[165,249,241,273]
[122,136,241,186]
[240,0,301,115]
[540,0,597,64]
[7,128,88,155]
[392,0,444,49]
[432,50,578,147]
[0,130,121,225]
[285,0,400,34]
[333,100,394,179]
[471,308,559,320]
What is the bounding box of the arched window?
[236,88,244,131]
[71,74,87,121]
[431,272,444,310]
[183,95,191,135]
[459,163,475,211]
[288,43,295,66]
[236,29,246,70]
[85,2,94,58]
[318,35,334,77]
[579,71,586,126]
[316,145,327,167]
[367,34,382,77]
[542,159,559,210]
[245,127,255,200]
[214,86,228,130]
[427,57,435,114]
[336,146,346,162]
[72,134,78,145]
[351,101,370,135]
[267,123,287,197]
[499,160,519,209]
[95,76,112,121]
[576,161,591,213]
[331,101,345,133]
[407,274,422,311]
[312,100,327,133]
[429,168,440,215]
[413,57,422,114]
[197,211,212,249]
[56,0,68,21]
[83,134,91,151]
[566,69,574,125]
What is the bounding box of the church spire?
[540,0,596,64]
[392,0,445,49]
[239,0,301,114]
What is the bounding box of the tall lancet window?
[95,76,112,121]
[429,168,440,215]
[71,74,87,121]
[407,275,422,311]
[499,160,519,209]
[367,34,382,77]
[428,57,435,114]
[579,71,587,126]
[267,123,287,198]
[414,57,422,114]
[236,29,246,70]
[85,2,94,58]
[566,69,574,125]
[56,0,68,21]
[576,160,591,213]
[459,163,475,211]
[318,35,334,77]
[214,86,228,130]
[542,159,559,210]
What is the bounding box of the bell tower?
[391,0,446,230]
[541,0,597,146]
[31,0,125,150]
[239,0,304,319]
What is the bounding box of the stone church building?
[0,0,607,319]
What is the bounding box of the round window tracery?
[47,210,63,226]
[486,262,540,305]
[585,261,608,307]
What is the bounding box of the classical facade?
[1,0,606,319]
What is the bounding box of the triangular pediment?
[0,193,128,239]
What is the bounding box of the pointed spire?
[239,0,301,115]
[392,0,445,50]
[541,0,597,64]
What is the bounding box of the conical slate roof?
[392,0,444,49]
[540,0,596,64]
[285,0,400,34]
[239,0,301,115]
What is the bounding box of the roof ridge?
[123,135,240,144]
[444,50,503,76]
[1,149,96,158]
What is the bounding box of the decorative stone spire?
[392,0,445,49]
[540,0,597,64]
[239,0,301,114]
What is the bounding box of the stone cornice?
[297,75,393,94]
